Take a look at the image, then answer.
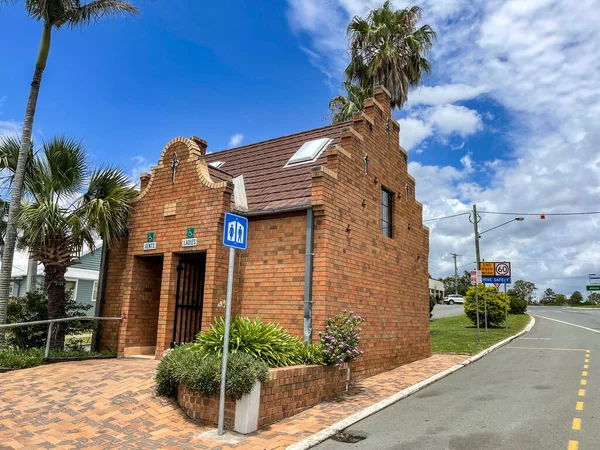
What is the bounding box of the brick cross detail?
[170,152,180,183]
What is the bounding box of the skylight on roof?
[285,138,332,167]
[209,161,225,169]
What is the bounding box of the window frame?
[91,280,99,302]
[381,186,394,238]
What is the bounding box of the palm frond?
[67,0,139,28]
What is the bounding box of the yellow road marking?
[582,371,588,377]
[585,358,589,363]
[581,379,587,386]
[576,401,584,411]
[572,418,581,430]
[579,389,585,396]
[584,364,588,369]
[568,440,579,450]
[505,346,588,351]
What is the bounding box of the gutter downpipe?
[91,243,109,352]
[304,207,314,343]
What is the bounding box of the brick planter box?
[177,364,348,433]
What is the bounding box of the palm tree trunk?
[0,24,52,347]
[45,264,67,350]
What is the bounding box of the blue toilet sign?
[223,212,248,250]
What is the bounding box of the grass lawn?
[570,304,600,308]
[430,314,531,355]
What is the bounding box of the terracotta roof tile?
[205,122,349,212]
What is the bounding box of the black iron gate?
[172,254,206,346]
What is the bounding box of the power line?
[479,210,600,217]
[423,212,470,223]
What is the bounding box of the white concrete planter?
[234,381,261,434]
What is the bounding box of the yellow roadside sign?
[479,262,495,276]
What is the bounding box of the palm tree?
[341,2,436,111]
[329,81,372,124]
[0,199,7,258]
[0,135,137,348]
[0,1,139,345]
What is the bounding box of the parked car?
[444,294,465,305]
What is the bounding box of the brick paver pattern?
[0,354,466,449]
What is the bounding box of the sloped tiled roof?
[205,122,350,212]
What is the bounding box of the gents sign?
[144,232,157,250]
[479,262,511,284]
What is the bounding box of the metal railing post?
[45,322,53,358]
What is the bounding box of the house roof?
[205,122,350,212]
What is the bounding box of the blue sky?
[2,0,599,296]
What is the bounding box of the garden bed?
[177,363,349,433]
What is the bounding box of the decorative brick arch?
[136,137,230,202]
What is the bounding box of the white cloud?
[428,104,483,137]
[130,155,151,188]
[286,0,600,296]
[0,120,21,138]
[407,84,489,107]
[398,117,432,151]
[228,133,244,148]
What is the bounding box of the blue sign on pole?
[482,276,511,284]
[223,212,248,250]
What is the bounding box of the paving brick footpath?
[0,355,466,449]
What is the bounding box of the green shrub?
[0,347,115,370]
[155,345,269,400]
[429,294,436,318]
[509,296,528,314]
[190,317,311,368]
[464,285,507,327]
[7,290,92,349]
[319,311,364,367]
[297,342,324,365]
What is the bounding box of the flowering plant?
[318,311,364,367]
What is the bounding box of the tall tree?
[0,135,137,348]
[330,1,436,121]
[554,294,567,306]
[0,199,7,257]
[587,293,600,305]
[540,288,556,305]
[0,0,139,345]
[443,270,471,296]
[508,280,537,304]
[568,291,583,305]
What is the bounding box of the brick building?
[98,87,430,379]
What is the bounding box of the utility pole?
[451,253,459,294]
[471,205,481,342]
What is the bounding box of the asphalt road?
[431,304,464,319]
[316,306,600,450]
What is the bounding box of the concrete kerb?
[286,315,536,450]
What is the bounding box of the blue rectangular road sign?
[223,212,248,250]
[482,276,511,284]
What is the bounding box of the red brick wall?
[258,364,347,427]
[98,240,128,353]
[310,88,430,380]
[176,364,347,430]
[177,385,236,428]
[234,212,307,336]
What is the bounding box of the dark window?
[381,187,393,237]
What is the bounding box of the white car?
[444,294,465,305]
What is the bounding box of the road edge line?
[286,315,536,450]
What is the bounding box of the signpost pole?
[483,282,488,331]
[472,205,481,343]
[504,282,508,335]
[218,246,235,436]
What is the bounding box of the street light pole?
[471,205,481,342]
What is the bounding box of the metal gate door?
[172,254,206,346]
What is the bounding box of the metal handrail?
[0,316,122,358]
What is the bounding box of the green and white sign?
[182,227,197,247]
[144,232,157,250]
[586,285,600,291]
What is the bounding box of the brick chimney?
[139,172,151,191]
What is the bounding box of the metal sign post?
[218,212,248,436]
[504,282,508,335]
